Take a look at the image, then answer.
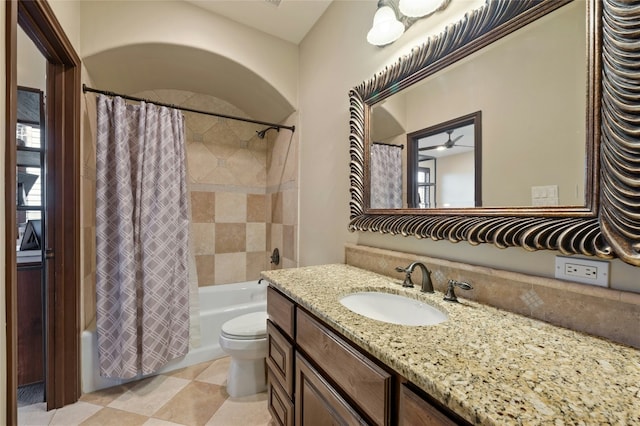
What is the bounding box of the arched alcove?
[83,43,295,123]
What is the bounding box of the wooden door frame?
[5,0,81,423]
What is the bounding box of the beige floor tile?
[80,383,132,406]
[50,401,104,425]
[153,381,228,426]
[195,357,230,385]
[165,360,212,381]
[108,375,190,416]
[142,418,185,426]
[205,392,271,426]
[79,407,149,426]
[17,402,56,426]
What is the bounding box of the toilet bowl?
[218,311,268,398]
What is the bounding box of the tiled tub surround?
[345,244,640,349]
[261,264,640,425]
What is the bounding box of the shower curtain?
[370,143,403,209]
[95,95,191,379]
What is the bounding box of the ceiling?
[183,0,334,44]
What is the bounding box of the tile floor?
[18,357,273,426]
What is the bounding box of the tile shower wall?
[80,89,298,327]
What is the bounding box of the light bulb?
[399,0,443,18]
[367,5,405,46]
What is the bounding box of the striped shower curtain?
[95,95,191,378]
[370,143,403,209]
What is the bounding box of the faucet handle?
[444,279,473,303]
[395,266,414,288]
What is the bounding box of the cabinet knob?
[44,248,54,259]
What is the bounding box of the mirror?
[407,111,482,209]
[369,0,586,209]
[349,0,640,266]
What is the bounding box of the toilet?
[219,311,268,398]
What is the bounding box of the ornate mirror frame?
[348,0,640,266]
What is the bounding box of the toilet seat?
[221,311,268,340]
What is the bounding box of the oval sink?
[339,292,447,326]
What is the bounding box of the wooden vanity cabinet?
[399,384,459,426]
[267,286,295,338]
[295,353,367,425]
[17,264,44,386]
[296,309,392,425]
[267,285,467,426]
[266,288,296,426]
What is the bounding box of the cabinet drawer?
[266,320,294,397]
[296,309,391,425]
[400,384,461,426]
[295,353,367,426]
[268,370,294,426]
[267,286,295,339]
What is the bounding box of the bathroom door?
[6,1,82,422]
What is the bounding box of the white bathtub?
[81,280,267,393]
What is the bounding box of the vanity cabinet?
[296,309,391,425]
[266,285,468,426]
[266,288,295,426]
[399,385,458,426]
[295,353,367,425]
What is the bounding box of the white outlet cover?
[554,256,609,287]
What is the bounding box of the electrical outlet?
[555,256,609,287]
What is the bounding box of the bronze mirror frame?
[348,0,640,266]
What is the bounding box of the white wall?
[17,29,46,90]
[79,0,298,113]
[298,1,640,293]
[437,152,474,208]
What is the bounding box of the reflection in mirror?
[368,0,586,210]
[350,0,640,265]
[407,111,481,208]
[370,142,404,209]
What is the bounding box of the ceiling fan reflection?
[419,129,471,151]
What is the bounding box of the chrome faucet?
[443,279,473,303]
[395,262,434,293]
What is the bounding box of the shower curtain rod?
[373,141,404,149]
[82,84,296,133]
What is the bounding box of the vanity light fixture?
[367,0,449,47]
[367,1,405,46]
[399,0,443,18]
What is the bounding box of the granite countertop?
[261,264,640,425]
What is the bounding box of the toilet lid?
[221,311,268,340]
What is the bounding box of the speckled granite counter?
[261,264,640,425]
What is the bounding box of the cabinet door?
[295,354,367,426]
[400,384,460,426]
[17,266,44,386]
[267,320,294,397]
[296,309,391,425]
[267,370,294,426]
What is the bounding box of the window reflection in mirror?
[407,112,481,208]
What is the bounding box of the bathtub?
[81,280,267,394]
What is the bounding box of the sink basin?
[339,292,447,326]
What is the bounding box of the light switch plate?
[554,256,609,287]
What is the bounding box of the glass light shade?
[399,0,443,18]
[367,5,405,46]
